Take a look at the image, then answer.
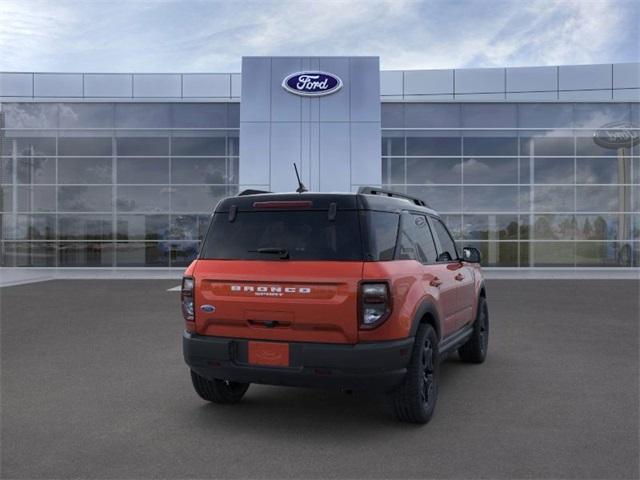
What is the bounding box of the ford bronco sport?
[182,187,488,424]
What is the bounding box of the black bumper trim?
[183,332,414,392]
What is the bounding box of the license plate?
[248,341,290,367]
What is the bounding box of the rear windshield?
[200,210,363,261]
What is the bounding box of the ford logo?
[282,71,343,97]
[200,304,215,313]
[593,122,639,149]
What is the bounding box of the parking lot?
[1,279,638,479]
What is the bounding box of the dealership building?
[0,57,638,271]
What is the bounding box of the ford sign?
[282,71,342,97]
[593,122,640,149]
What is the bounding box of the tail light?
[181,276,195,321]
[359,282,391,329]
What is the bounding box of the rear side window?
[397,213,438,263]
[365,211,399,261]
[430,217,458,262]
[201,210,362,261]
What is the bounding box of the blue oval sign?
[282,71,343,97]
[593,122,640,149]
[200,304,215,313]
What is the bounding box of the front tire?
[190,370,250,404]
[458,296,489,363]
[388,324,439,424]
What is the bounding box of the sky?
[0,0,638,73]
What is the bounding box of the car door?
[428,216,475,329]
[397,212,459,337]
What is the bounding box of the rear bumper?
[183,331,414,392]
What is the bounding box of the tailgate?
[194,260,363,344]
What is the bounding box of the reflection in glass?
[58,242,114,267]
[170,186,229,212]
[117,137,169,156]
[576,157,630,184]
[171,158,227,184]
[405,186,462,212]
[531,242,575,266]
[17,157,56,184]
[463,241,518,267]
[116,186,170,212]
[58,137,112,156]
[404,104,461,128]
[171,136,226,156]
[382,158,405,184]
[58,158,112,184]
[463,136,518,156]
[381,104,404,128]
[533,158,574,184]
[170,241,200,267]
[406,158,461,184]
[0,158,12,184]
[406,136,460,156]
[463,158,517,184]
[533,215,575,240]
[2,104,58,128]
[17,186,56,212]
[520,136,574,156]
[172,104,227,128]
[59,215,112,240]
[576,242,632,267]
[58,186,111,212]
[115,242,169,267]
[114,104,171,128]
[533,186,574,212]
[576,186,629,212]
[462,104,517,128]
[575,214,631,241]
[117,215,169,240]
[117,158,169,184]
[2,214,55,240]
[381,134,404,156]
[59,104,114,128]
[463,186,520,212]
[1,242,56,266]
[463,215,518,240]
[517,104,573,129]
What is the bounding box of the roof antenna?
[293,163,308,193]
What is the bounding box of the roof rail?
[238,189,271,196]
[357,186,429,208]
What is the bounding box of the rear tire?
[190,370,250,404]
[388,324,439,424]
[458,296,489,363]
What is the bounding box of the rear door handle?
[430,277,442,287]
[455,273,465,281]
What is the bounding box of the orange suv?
[182,187,488,423]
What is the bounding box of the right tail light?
[359,282,391,329]
[181,276,195,321]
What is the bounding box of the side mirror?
[462,247,481,264]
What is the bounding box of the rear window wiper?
[249,247,290,259]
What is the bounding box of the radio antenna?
[293,163,308,193]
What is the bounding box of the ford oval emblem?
[200,304,215,313]
[593,122,639,149]
[282,71,343,97]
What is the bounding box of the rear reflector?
[253,200,313,209]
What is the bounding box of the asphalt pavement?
[1,279,638,479]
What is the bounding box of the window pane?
[1,158,12,184]
[576,185,631,212]
[463,136,518,156]
[518,104,573,129]
[17,157,56,184]
[116,186,170,212]
[58,242,114,267]
[116,137,168,156]
[406,158,461,184]
[576,242,632,267]
[117,214,169,240]
[59,104,114,128]
[2,104,58,128]
[171,104,227,128]
[576,158,628,184]
[463,186,520,212]
[171,186,228,212]
[406,186,461,212]
[462,104,517,128]
[520,135,574,156]
[462,215,518,240]
[170,241,200,267]
[114,104,171,128]
[463,158,518,184]
[17,186,56,212]
[533,186,574,212]
[404,104,461,128]
[58,137,112,156]
[381,103,404,128]
[59,214,112,240]
[228,104,240,127]
[397,214,436,263]
[531,242,575,266]
[441,214,462,240]
[533,158,574,184]
[406,135,460,156]
[169,214,200,240]
[117,158,169,184]
[576,134,622,157]
[13,137,56,156]
[1,242,56,267]
[381,133,404,156]
[1,214,55,240]
[1,186,12,211]
[171,136,226,156]
[573,103,630,128]
[533,215,576,240]
[171,158,228,184]
[58,186,112,212]
[366,211,399,261]
[58,158,112,184]
[430,217,458,260]
[382,158,405,184]
[116,242,169,267]
[576,214,632,241]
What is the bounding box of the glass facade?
[0,103,239,267]
[382,102,639,267]
[1,100,638,268]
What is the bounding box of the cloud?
[0,0,637,72]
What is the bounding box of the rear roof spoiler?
[357,186,430,208]
[238,189,272,196]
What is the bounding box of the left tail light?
[181,276,195,321]
[359,282,392,329]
